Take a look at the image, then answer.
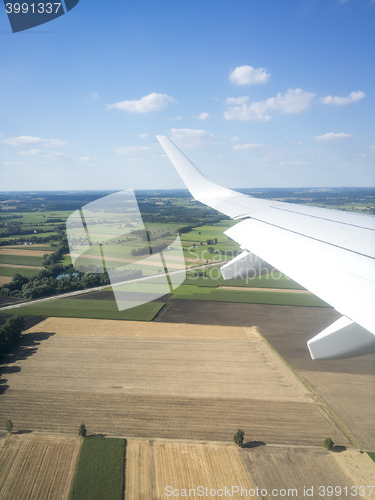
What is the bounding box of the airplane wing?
[157,135,375,360]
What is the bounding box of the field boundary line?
[255,326,361,449]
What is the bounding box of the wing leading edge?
[157,135,375,360]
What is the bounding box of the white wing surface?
[157,135,375,360]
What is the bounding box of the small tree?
[323,437,334,451]
[234,428,244,447]
[5,419,13,434]
[78,423,87,437]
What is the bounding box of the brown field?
[0,248,52,257]
[0,276,12,286]
[126,439,252,500]
[241,446,375,500]
[0,263,44,269]
[0,317,349,445]
[300,370,375,450]
[126,439,375,500]
[0,433,80,500]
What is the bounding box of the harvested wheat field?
[0,317,349,445]
[126,439,252,500]
[0,433,81,500]
[0,248,52,257]
[240,445,375,500]
[0,276,12,286]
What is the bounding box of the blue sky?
[1,0,374,191]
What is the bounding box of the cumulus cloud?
[90,92,99,99]
[320,90,365,106]
[113,145,155,155]
[170,116,183,121]
[224,88,315,121]
[108,92,176,113]
[229,65,271,85]
[169,129,218,147]
[197,112,209,120]
[138,133,148,139]
[19,149,66,160]
[226,96,249,105]
[314,132,354,141]
[233,143,263,150]
[4,135,67,147]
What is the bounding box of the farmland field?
[0,433,80,500]
[126,440,252,500]
[240,446,375,500]
[0,265,42,277]
[1,298,165,321]
[0,254,44,266]
[69,436,125,500]
[171,284,329,307]
[0,318,349,445]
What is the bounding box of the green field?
[1,297,165,320]
[185,267,305,289]
[368,452,375,463]
[69,437,125,500]
[171,284,330,307]
[0,254,43,266]
[0,266,40,278]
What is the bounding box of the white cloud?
[230,136,241,142]
[320,90,365,106]
[4,135,67,147]
[113,145,155,155]
[169,129,218,147]
[197,112,209,120]
[108,92,176,113]
[224,88,315,121]
[19,149,66,160]
[314,132,354,141]
[226,96,249,105]
[233,143,263,150]
[90,92,99,99]
[369,145,375,150]
[3,161,25,165]
[229,65,270,85]
[74,156,97,162]
[138,133,148,139]
[170,115,183,121]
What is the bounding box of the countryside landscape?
[0,188,375,499]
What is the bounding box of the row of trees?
[0,315,25,358]
[233,429,335,451]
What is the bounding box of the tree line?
[0,316,25,358]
